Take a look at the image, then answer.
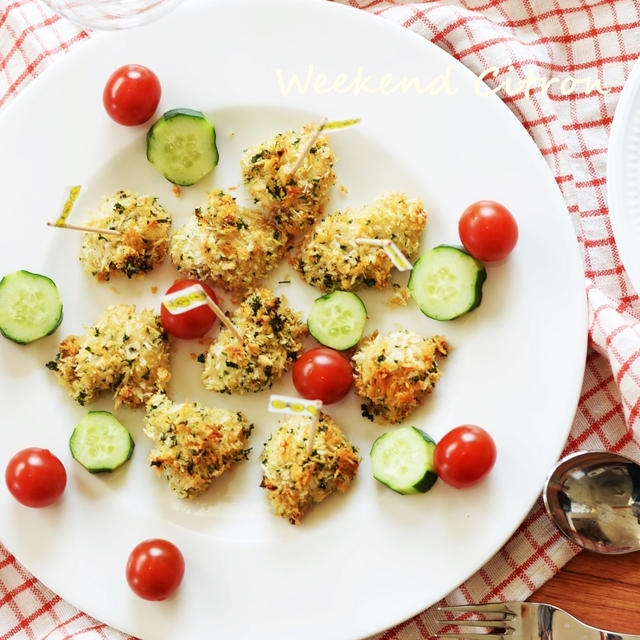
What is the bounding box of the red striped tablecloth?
[1,1,640,638]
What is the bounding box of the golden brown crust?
[201,287,307,394]
[241,124,336,234]
[46,304,171,409]
[260,413,360,524]
[291,192,426,292]
[144,393,253,499]
[352,329,448,424]
[79,190,171,281]
[169,190,289,301]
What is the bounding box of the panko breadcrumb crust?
[144,393,253,499]
[169,190,289,301]
[240,123,336,234]
[260,414,360,524]
[352,329,448,424]
[79,190,172,281]
[45,304,170,409]
[292,192,426,292]
[201,287,307,394]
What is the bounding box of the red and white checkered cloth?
[2,0,640,638]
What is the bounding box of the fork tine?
[438,603,515,616]
[435,602,517,639]
[436,633,506,640]
[435,619,513,629]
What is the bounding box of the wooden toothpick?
[203,296,243,342]
[162,282,242,341]
[306,404,322,456]
[288,117,329,178]
[47,221,121,237]
[354,237,390,248]
[354,237,413,271]
[267,395,322,457]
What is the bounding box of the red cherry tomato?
[5,447,67,508]
[126,538,185,601]
[103,64,161,126]
[458,200,518,262]
[434,425,497,489]
[160,279,218,340]
[292,347,353,405]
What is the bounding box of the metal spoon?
[542,450,640,554]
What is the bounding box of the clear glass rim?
[41,0,185,30]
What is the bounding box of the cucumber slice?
[0,270,63,344]
[307,290,367,350]
[70,411,134,473]
[408,245,486,321]
[370,426,437,494]
[146,108,218,186]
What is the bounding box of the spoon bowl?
[542,450,640,554]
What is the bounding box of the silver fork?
[435,601,640,640]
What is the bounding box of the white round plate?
[608,55,640,294]
[0,1,586,639]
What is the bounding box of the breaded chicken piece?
[352,329,448,424]
[201,287,307,394]
[240,123,336,234]
[292,192,426,292]
[144,393,253,499]
[45,304,170,408]
[260,413,360,524]
[79,190,171,281]
[169,190,289,301]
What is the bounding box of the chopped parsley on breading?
[46,304,170,409]
[240,123,336,234]
[79,190,172,282]
[292,192,426,292]
[352,329,448,424]
[144,393,253,499]
[201,287,307,394]
[260,414,360,524]
[169,190,289,301]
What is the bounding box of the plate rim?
[607,54,640,294]
[0,1,588,638]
